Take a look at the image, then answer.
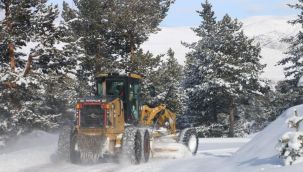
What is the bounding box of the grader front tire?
[121,127,142,164]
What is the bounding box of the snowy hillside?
[142,15,300,82]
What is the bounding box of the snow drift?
[213,104,303,172]
[0,131,58,172]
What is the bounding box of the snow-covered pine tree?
[61,0,174,95]
[276,0,303,112]
[274,80,303,116]
[279,0,303,81]
[128,49,162,104]
[111,0,174,70]
[183,0,218,127]
[60,0,118,91]
[0,0,68,143]
[217,15,267,137]
[60,0,174,103]
[58,1,91,98]
[277,109,303,165]
[148,48,184,115]
[236,91,276,136]
[183,0,266,137]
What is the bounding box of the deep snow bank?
[214,104,303,172]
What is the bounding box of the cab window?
[129,82,140,120]
[97,82,103,96]
[106,80,125,98]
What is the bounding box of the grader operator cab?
[57,73,198,164]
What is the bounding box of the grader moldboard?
[57,73,198,164]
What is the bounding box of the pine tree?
[276,0,303,111]
[183,1,266,137]
[0,0,66,141]
[59,0,174,104]
[58,1,92,97]
[111,0,174,67]
[129,49,162,104]
[148,48,184,115]
[183,0,221,126]
[279,0,303,81]
[236,91,276,136]
[61,0,174,77]
[274,80,302,115]
[277,109,303,165]
[217,14,266,137]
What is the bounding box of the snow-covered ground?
[2,105,303,172]
[0,131,248,172]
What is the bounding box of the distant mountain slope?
[142,16,301,82]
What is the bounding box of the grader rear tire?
[70,134,81,164]
[57,125,72,161]
[179,128,199,155]
[121,127,142,164]
[141,129,151,163]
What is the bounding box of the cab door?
[127,78,141,123]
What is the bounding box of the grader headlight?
[76,103,83,109]
[102,104,110,109]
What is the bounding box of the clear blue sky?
[50,0,298,27]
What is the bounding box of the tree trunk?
[23,53,39,77]
[5,0,15,72]
[128,32,136,71]
[228,97,235,137]
[8,42,16,72]
[130,35,135,61]
[3,82,17,89]
[213,100,218,122]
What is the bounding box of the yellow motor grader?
[57,73,198,164]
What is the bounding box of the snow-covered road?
[119,138,250,172]
[0,131,249,172]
